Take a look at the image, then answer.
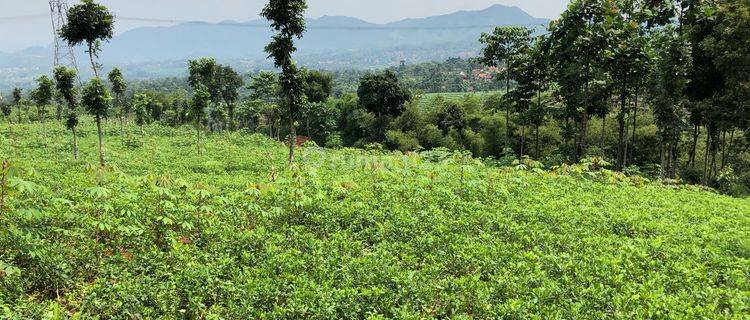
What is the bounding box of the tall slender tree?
[479,26,533,146]
[12,88,22,124]
[60,0,114,78]
[31,75,55,142]
[133,93,150,144]
[108,68,127,138]
[261,0,309,163]
[548,0,610,162]
[0,98,11,125]
[189,84,210,156]
[648,25,691,178]
[82,78,112,166]
[216,65,244,130]
[54,66,80,160]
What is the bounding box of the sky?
[0,0,569,52]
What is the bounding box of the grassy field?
[416,91,501,109]
[1,120,749,319]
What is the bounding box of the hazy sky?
[0,0,569,52]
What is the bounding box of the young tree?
[60,0,114,77]
[31,75,55,142]
[54,66,80,159]
[108,68,128,138]
[261,0,309,163]
[248,71,281,138]
[133,93,151,143]
[509,37,553,158]
[479,26,533,145]
[188,58,220,100]
[604,2,650,170]
[216,65,244,130]
[0,98,11,125]
[649,26,691,179]
[12,88,22,123]
[547,0,610,162]
[189,85,210,156]
[82,78,112,166]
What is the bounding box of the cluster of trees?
[471,0,749,185]
[2,0,749,192]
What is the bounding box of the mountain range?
[0,4,549,90]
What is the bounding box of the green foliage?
[107,68,127,97]
[189,85,211,125]
[59,0,114,76]
[81,78,111,118]
[0,121,748,318]
[357,70,412,118]
[30,76,54,108]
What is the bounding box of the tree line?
[1,0,748,194]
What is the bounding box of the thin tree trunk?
[629,89,638,165]
[196,123,202,156]
[720,130,728,169]
[505,67,511,147]
[140,125,145,146]
[580,116,588,160]
[288,121,296,164]
[723,129,735,169]
[659,140,665,179]
[689,124,699,168]
[72,126,78,160]
[520,125,526,157]
[600,115,606,150]
[88,43,99,78]
[120,114,125,144]
[39,106,47,146]
[616,90,628,171]
[703,127,711,184]
[96,115,105,167]
[535,124,540,159]
[671,142,679,179]
[710,144,718,181]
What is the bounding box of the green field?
[1,121,749,319]
[416,91,501,109]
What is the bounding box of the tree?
[31,75,54,123]
[188,58,240,131]
[60,0,114,78]
[548,0,610,162]
[357,70,411,142]
[0,98,11,125]
[479,26,533,145]
[508,36,555,158]
[188,58,220,102]
[108,68,128,138]
[133,93,151,143]
[31,75,55,142]
[12,88,22,123]
[706,0,750,174]
[648,26,691,179]
[603,1,650,170]
[54,66,80,159]
[303,69,333,103]
[216,65,244,129]
[262,0,309,163]
[189,85,211,156]
[301,69,333,136]
[248,71,281,138]
[82,78,112,166]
